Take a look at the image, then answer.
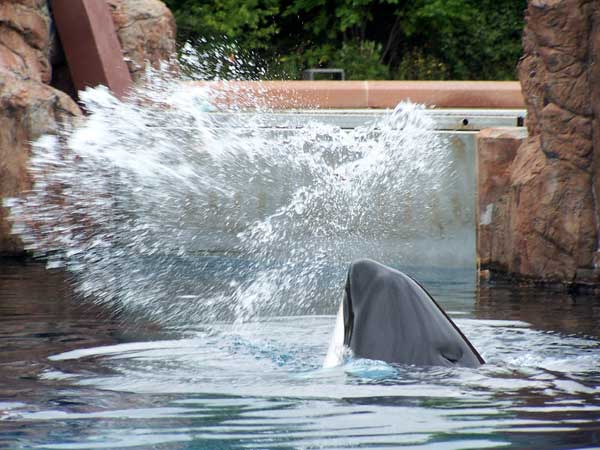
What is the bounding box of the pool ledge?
[189,80,524,110]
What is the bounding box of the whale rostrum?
[325,259,484,368]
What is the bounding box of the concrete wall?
[177,109,525,268]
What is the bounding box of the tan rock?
[0,75,81,256]
[537,48,582,76]
[0,25,50,82]
[508,139,596,280]
[517,50,544,135]
[527,0,591,61]
[476,127,527,272]
[478,0,600,288]
[0,0,179,256]
[539,103,592,169]
[0,0,51,83]
[0,2,50,50]
[546,72,591,117]
[106,0,177,81]
[11,0,48,10]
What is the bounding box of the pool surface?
[1,259,599,450]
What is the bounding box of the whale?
[324,259,484,368]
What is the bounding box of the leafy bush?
[163,0,279,49]
[331,41,390,80]
[395,50,449,80]
[164,0,526,80]
[278,41,389,80]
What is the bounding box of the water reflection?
[476,283,600,338]
[1,261,599,449]
[0,261,150,409]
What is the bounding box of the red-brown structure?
[476,0,600,289]
[193,80,524,110]
[50,0,132,99]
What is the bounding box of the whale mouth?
[342,272,354,348]
[343,275,467,367]
[339,259,485,368]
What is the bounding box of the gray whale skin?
[342,259,484,368]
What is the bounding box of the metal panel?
[207,109,526,131]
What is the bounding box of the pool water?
[1,259,599,450]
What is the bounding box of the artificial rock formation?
[0,0,177,256]
[0,0,82,255]
[0,76,82,256]
[107,0,177,81]
[477,127,527,277]
[0,0,52,83]
[478,0,600,288]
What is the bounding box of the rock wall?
[0,1,52,83]
[0,1,82,256]
[108,0,177,81]
[477,127,527,279]
[0,0,177,256]
[0,77,82,256]
[477,0,600,288]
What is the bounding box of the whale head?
[341,259,484,368]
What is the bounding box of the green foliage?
[279,40,389,80]
[164,0,526,80]
[284,0,399,40]
[330,41,389,80]
[396,0,525,80]
[395,50,449,81]
[163,0,279,49]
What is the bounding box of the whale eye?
[440,346,462,365]
[442,354,459,364]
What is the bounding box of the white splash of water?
[323,302,348,368]
[5,70,456,325]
